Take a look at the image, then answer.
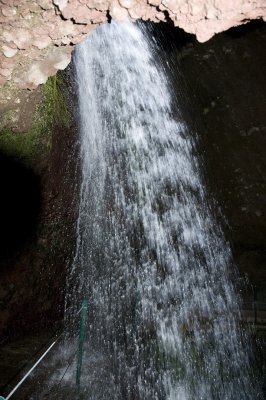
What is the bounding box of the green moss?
[0,109,17,129]
[0,127,43,166]
[0,73,70,167]
[41,73,70,130]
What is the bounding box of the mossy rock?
[0,73,70,168]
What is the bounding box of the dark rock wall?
[154,21,266,385]
[167,20,266,306]
[0,71,78,343]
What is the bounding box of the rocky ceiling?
[0,0,266,89]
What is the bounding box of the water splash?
[68,21,260,399]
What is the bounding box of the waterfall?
[69,21,260,399]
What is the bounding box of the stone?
[33,36,52,49]
[61,36,71,45]
[155,11,166,21]
[180,3,189,14]
[1,6,17,17]
[41,8,57,20]
[48,20,77,39]
[0,68,12,78]
[110,1,129,20]
[0,75,7,85]
[29,3,41,13]
[0,59,15,69]
[148,0,161,6]
[88,9,107,23]
[34,25,50,36]
[2,30,14,43]
[128,4,146,19]
[2,45,18,58]
[17,47,71,88]
[190,1,205,17]
[70,34,85,44]
[76,24,95,34]
[0,0,266,89]
[119,0,135,9]
[12,29,32,50]
[38,0,54,10]
[52,48,72,69]
[62,4,90,23]
[161,0,176,11]
[87,0,110,11]
[53,0,68,11]
[23,62,55,88]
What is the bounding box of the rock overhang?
[0,0,265,90]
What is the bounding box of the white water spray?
[69,21,260,399]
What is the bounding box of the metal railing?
[1,294,265,399]
[0,300,88,400]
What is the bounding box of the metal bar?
[76,299,88,394]
[1,341,57,400]
[0,304,84,400]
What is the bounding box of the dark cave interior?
[0,153,41,262]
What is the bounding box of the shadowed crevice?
[0,153,41,261]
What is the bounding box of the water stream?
[68,21,259,399]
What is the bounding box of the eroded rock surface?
[0,0,266,89]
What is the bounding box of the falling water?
[68,21,260,399]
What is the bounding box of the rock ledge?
[0,0,265,89]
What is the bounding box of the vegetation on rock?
[0,73,69,168]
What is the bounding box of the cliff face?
[0,72,79,343]
[0,0,266,89]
